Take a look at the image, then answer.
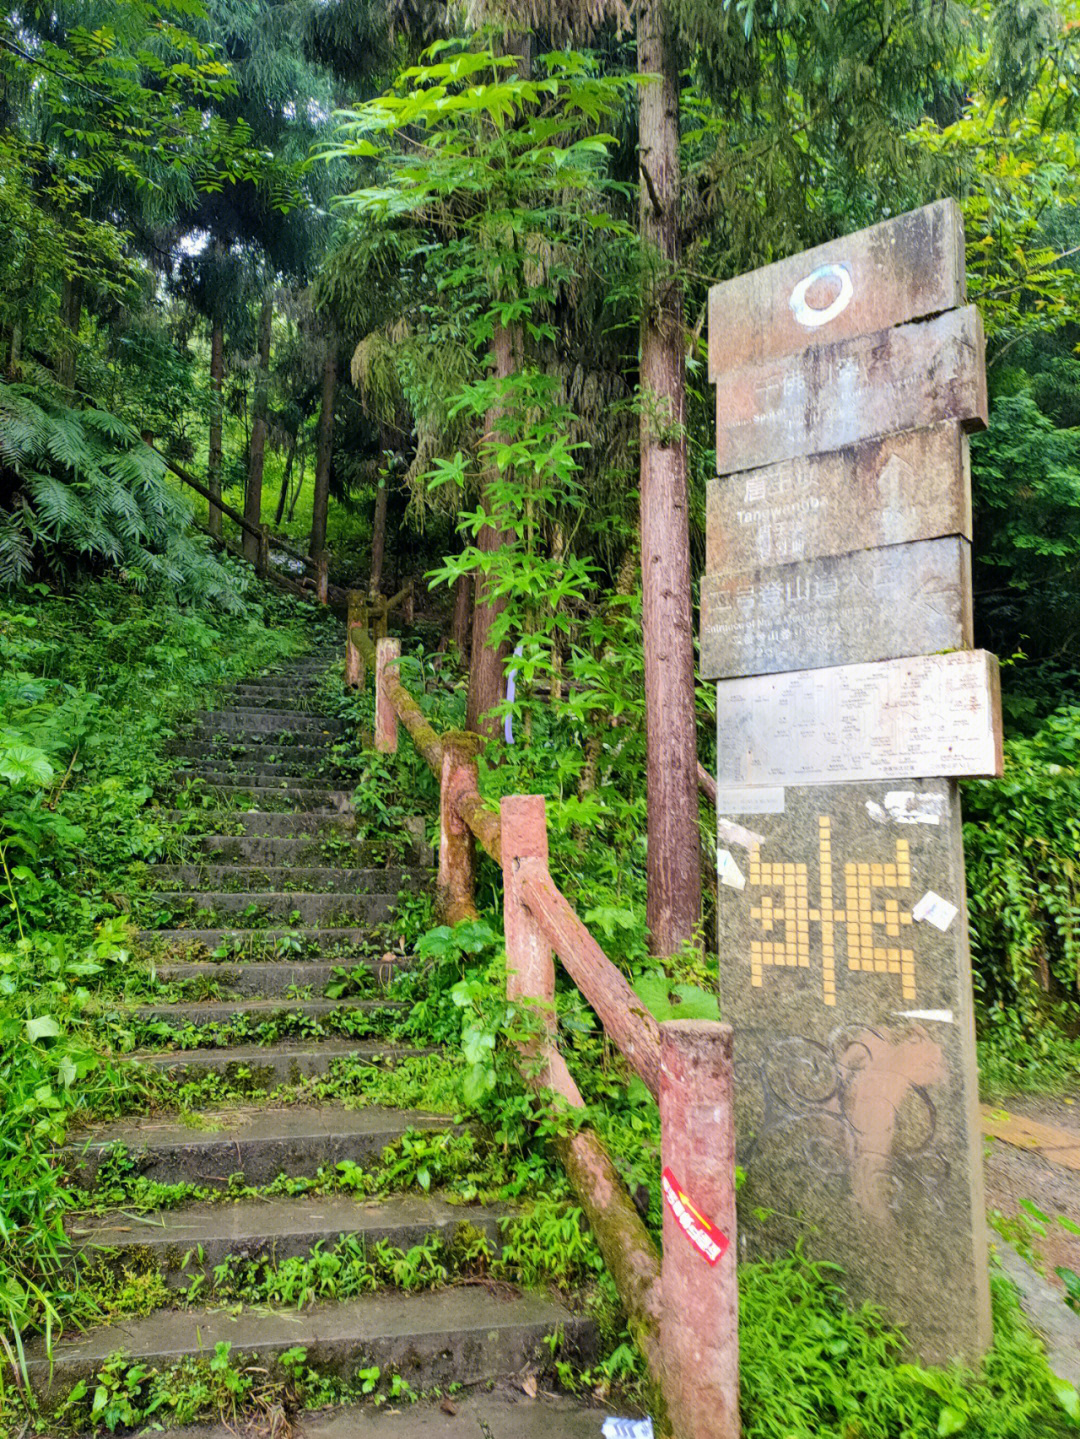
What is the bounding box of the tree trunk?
[57,274,83,391]
[465,321,516,740]
[208,319,225,540]
[287,440,306,522]
[244,290,273,564]
[637,0,702,958]
[274,428,298,527]
[309,336,337,558]
[7,322,22,379]
[369,474,388,598]
[451,571,472,659]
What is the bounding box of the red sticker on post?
[661,1167,729,1266]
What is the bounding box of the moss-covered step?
[136,926,394,956]
[130,996,405,1029]
[63,1104,454,1189]
[189,710,343,734]
[26,1287,592,1400]
[146,891,403,925]
[148,957,407,998]
[134,1037,434,1086]
[148,865,421,894]
[68,1193,504,1280]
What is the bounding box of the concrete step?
[148,891,400,925]
[132,996,404,1028]
[64,1104,454,1189]
[152,1392,610,1439]
[182,727,341,749]
[165,813,361,837]
[27,1287,589,1397]
[211,690,326,709]
[138,927,390,955]
[150,957,407,998]
[171,784,354,809]
[69,1194,503,1279]
[168,742,335,765]
[185,835,398,865]
[176,767,344,788]
[135,1038,432,1086]
[192,708,341,730]
[149,865,420,893]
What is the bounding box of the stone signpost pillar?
[703,199,1000,1364]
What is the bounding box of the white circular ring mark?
[789,263,853,328]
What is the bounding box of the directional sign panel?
[708,199,965,377]
[700,537,973,681]
[714,650,1002,791]
[706,424,971,575]
[713,308,988,474]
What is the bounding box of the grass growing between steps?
[0,580,330,1382]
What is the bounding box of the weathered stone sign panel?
[700,537,973,681]
[720,782,991,1364]
[715,651,1003,790]
[705,201,997,1366]
[708,199,966,376]
[705,424,972,574]
[713,307,988,474]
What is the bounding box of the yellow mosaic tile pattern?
[747,818,916,1006]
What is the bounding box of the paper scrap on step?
[717,849,746,890]
[602,1420,654,1439]
[912,891,958,932]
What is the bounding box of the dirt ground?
[982,1093,1080,1304]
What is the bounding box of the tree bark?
[465,320,516,740]
[274,428,298,527]
[310,335,337,558]
[7,322,22,379]
[208,319,225,539]
[57,274,83,391]
[637,0,702,957]
[244,291,273,564]
[451,571,472,659]
[287,440,306,522]
[369,473,388,598]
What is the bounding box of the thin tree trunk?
[7,322,22,379]
[369,473,388,598]
[287,440,306,522]
[274,428,298,527]
[309,336,337,558]
[638,0,702,957]
[57,274,83,391]
[208,319,225,539]
[466,320,516,740]
[244,290,273,564]
[451,571,472,659]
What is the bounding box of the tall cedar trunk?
[244,291,273,563]
[287,441,306,522]
[8,322,22,379]
[57,274,83,391]
[637,1,702,957]
[274,429,298,527]
[465,320,516,739]
[451,571,473,659]
[208,319,225,539]
[369,474,388,597]
[310,336,337,557]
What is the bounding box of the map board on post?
[705,199,999,1365]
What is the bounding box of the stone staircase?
[29,646,594,1427]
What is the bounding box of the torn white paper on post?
[894,1008,954,1023]
[912,891,959,931]
[883,790,947,825]
[717,849,746,889]
[602,1420,654,1439]
[717,815,765,851]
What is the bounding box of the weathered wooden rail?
[346,602,739,1439]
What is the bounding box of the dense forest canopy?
[2,0,1080,1430]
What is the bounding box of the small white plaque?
[716,786,786,815]
[716,650,1002,789]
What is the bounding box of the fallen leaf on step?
[522,1374,537,1398]
[439,1398,457,1415]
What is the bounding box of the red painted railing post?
[500,795,557,1064]
[659,1020,740,1439]
[315,551,329,605]
[375,637,400,754]
[346,590,365,690]
[438,732,484,924]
